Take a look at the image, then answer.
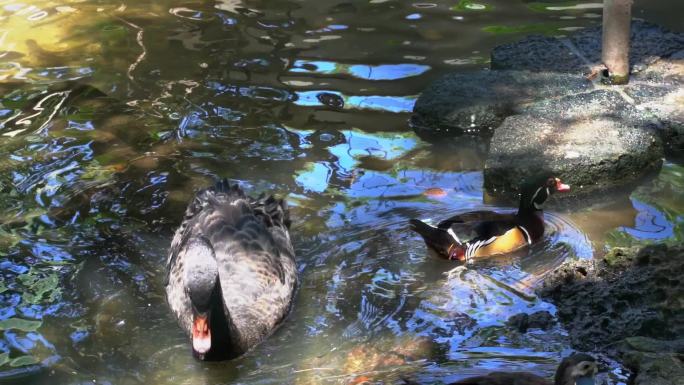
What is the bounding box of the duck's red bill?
[192,315,211,354]
[555,178,571,192]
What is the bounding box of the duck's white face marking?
[531,186,550,210]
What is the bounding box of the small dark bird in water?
[410,175,570,262]
[165,180,297,360]
[448,353,598,385]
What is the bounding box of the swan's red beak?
[192,315,211,356]
[555,178,570,192]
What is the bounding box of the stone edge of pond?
[410,20,684,201]
[536,243,684,385]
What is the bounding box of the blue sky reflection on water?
[294,90,416,113]
[290,60,431,81]
[619,198,674,240]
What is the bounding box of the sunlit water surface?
[0,0,683,384]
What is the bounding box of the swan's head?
[184,237,219,359]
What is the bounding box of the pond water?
[1,0,683,384]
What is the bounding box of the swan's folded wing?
[210,216,297,353]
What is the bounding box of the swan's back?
[166,180,297,358]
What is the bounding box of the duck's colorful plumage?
[165,180,297,360]
[410,176,569,262]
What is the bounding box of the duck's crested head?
[554,353,598,385]
[519,174,570,212]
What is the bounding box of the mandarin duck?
[410,175,570,262]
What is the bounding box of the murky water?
[1,0,683,384]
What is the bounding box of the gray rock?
[410,70,592,140]
[624,83,675,105]
[484,90,663,200]
[491,34,587,73]
[630,58,684,157]
[622,351,684,385]
[634,89,684,158]
[522,89,658,126]
[506,310,556,333]
[570,21,684,70]
[619,338,684,385]
[633,56,684,85]
[414,21,683,145]
[621,337,684,354]
[491,20,684,74]
[539,244,684,351]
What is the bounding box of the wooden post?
[602,0,632,84]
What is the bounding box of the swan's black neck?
[202,282,243,361]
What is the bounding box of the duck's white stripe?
[464,236,497,261]
[518,225,532,245]
[447,228,461,244]
[530,187,542,205]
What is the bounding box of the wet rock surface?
[411,21,684,200]
[539,244,684,384]
[619,337,684,385]
[506,310,556,333]
[484,90,664,200]
[631,57,684,158]
[410,71,591,140]
[491,21,684,74]
[413,19,683,199]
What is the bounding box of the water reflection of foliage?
[0,83,141,376]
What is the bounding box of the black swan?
[165,180,297,360]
